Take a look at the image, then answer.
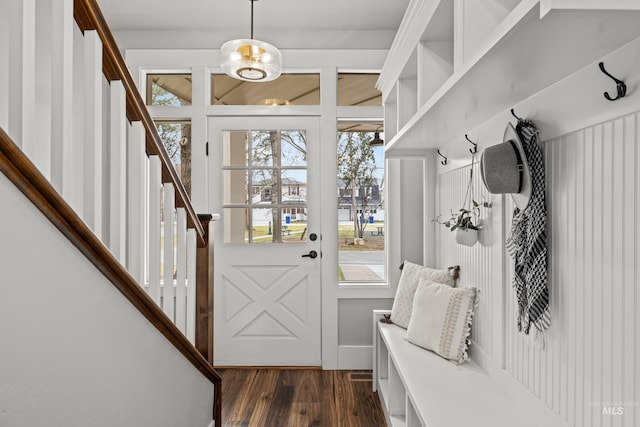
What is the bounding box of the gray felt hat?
[480,123,531,210]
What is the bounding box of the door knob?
[301,250,318,259]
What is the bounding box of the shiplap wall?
[436,112,640,427]
[436,159,499,357]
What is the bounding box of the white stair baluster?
[33,0,53,179]
[163,183,176,321]
[186,228,197,344]
[148,155,162,304]
[68,21,84,216]
[127,121,146,285]
[0,1,8,131]
[82,30,103,236]
[109,80,127,263]
[50,0,74,194]
[7,0,35,150]
[175,208,187,333]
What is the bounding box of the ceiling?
[97,0,410,50]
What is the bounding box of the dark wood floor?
[219,368,387,427]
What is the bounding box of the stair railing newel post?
[195,214,214,364]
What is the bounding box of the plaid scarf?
[505,119,551,335]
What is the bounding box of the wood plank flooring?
[219,368,387,427]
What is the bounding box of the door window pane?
[281,170,307,204]
[222,129,308,244]
[251,130,277,166]
[252,170,278,204]
[223,131,248,167]
[251,208,275,243]
[281,208,308,244]
[223,170,248,204]
[281,130,307,167]
[223,208,248,243]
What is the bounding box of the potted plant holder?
[434,151,490,247]
[455,227,479,247]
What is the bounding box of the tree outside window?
[337,132,383,242]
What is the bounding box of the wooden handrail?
[0,127,222,415]
[73,0,205,247]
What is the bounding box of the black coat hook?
[510,108,523,121]
[599,62,627,101]
[465,134,477,154]
[437,149,447,166]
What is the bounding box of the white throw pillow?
[390,261,456,329]
[405,280,477,364]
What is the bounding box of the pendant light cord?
[250,0,254,40]
[463,152,475,210]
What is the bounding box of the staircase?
[0,0,221,424]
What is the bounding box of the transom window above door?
[222,129,308,243]
[211,74,320,105]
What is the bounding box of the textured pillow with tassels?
[405,279,478,364]
[390,261,457,329]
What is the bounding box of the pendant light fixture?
[220,0,282,82]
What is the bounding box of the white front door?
[208,117,321,366]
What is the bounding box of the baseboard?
[214,359,321,367]
[471,343,568,427]
[338,345,372,369]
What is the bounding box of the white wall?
[435,112,640,427]
[337,298,393,369]
[0,175,214,427]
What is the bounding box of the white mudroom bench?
[372,310,537,427]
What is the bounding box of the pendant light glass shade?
[221,38,282,82]
[220,0,282,82]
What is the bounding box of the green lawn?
[338,222,385,251]
[248,224,308,243]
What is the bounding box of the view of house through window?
[222,129,308,243]
[337,122,385,282]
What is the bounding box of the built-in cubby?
[384,84,398,141]
[378,0,640,154]
[418,0,453,104]
[396,49,418,130]
[459,0,522,66]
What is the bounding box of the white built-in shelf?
[379,0,640,154]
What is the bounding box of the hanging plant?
[434,152,490,246]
